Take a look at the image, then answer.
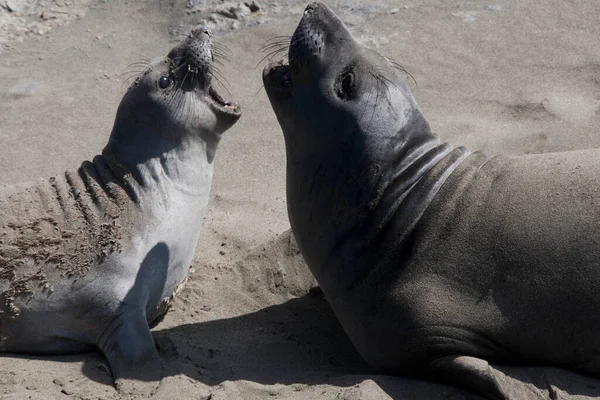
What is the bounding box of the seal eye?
[336,70,356,101]
[158,75,171,89]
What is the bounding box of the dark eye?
[159,75,171,89]
[336,69,356,100]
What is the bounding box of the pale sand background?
[0,0,599,399]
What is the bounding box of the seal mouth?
[208,85,241,116]
[263,60,293,96]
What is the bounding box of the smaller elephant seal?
[264,3,600,399]
[0,27,240,395]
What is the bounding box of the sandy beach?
[1,0,599,398]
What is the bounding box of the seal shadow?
[80,241,170,385]
[5,237,600,399]
[157,291,367,385]
[150,290,600,399]
[87,237,600,399]
[152,290,480,399]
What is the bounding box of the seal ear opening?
[335,67,357,101]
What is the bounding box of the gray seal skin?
[0,27,240,395]
[263,3,600,399]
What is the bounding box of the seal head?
[262,2,456,284]
[110,26,241,166]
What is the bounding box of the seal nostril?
[190,25,211,38]
[201,24,211,37]
[304,4,313,14]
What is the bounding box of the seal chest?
[264,3,600,399]
[0,27,241,396]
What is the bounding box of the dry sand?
[0,0,599,399]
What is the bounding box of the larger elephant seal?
[0,28,240,394]
[263,3,600,399]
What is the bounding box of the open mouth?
[208,85,240,114]
[264,60,293,93]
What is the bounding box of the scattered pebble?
[186,0,204,8]
[244,1,260,12]
[4,0,41,15]
[53,378,65,387]
[485,4,501,12]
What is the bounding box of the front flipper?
[430,355,508,400]
[98,306,163,396]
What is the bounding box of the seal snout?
[263,60,292,95]
[165,27,240,118]
[288,2,353,76]
[289,7,325,71]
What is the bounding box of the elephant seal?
[263,3,600,399]
[0,27,240,394]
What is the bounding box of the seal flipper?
[98,306,163,395]
[429,355,507,400]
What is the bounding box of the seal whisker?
[258,44,290,58]
[256,36,302,69]
[388,61,418,88]
[370,71,401,120]
[357,71,377,126]
[369,72,382,127]
[254,83,266,97]
[363,47,417,88]
[211,65,232,86]
[375,71,410,110]
[212,40,231,53]
[119,71,148,90]
[212,51,230,62]
[171,61,190,75]
[174,70,190,122]
[264,35,293,42]
[259,37,300,53]
[261,36,293,51]
[119,65,147,75]
[119,71,147,82]
[258,47,291,63]
[262,37,294,49]
[255,47,291,69]
[209,71,233,100]
[211,47,230,59]
[259,39,291,52]
[260,40,293,52]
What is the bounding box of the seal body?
[0,27,240,394]
[263,3,600,399]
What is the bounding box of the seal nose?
[304,4,314,14]
[190,25,211,38]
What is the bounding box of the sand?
[0,0,599,399]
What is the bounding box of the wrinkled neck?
[105,130,218,199]
[285,122,469,293]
